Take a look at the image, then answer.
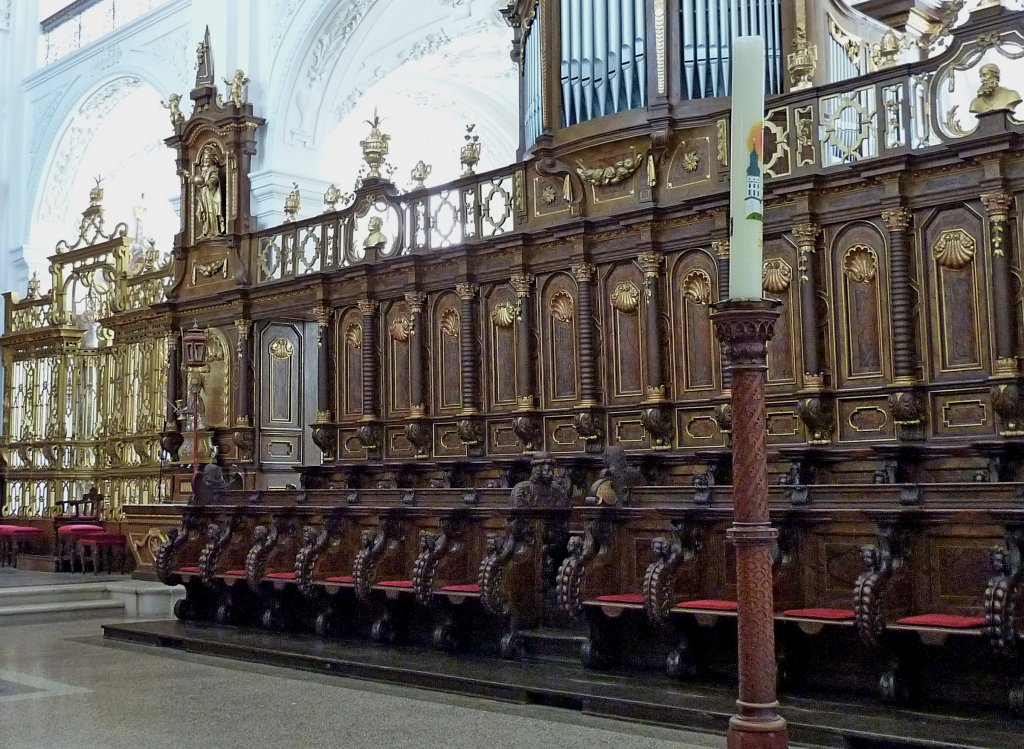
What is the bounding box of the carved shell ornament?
[843,245,878,284]
[576,151,645,186]
[344,323,362,349]
[681,270,712,305]
[550,291,574,322]
[269,337,294,360]
[389,316,413,342]
[762,258,793,294]
[932,228,976,270]
[440,308,460,338]
[610,282,641,314]
[491,302,517,329]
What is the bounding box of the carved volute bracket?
[512,414,543,453]
[456,416,485,457]
[797,395,834,445]
[992,380,1024,436]
[572,409,605,453]
[888,389,926,441]
[404,420,432,458]
[641,405,674,449]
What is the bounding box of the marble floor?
[0,614,732,749]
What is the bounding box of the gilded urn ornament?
[360,110,391,180]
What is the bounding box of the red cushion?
[675,599,738,611]
[441,584,481,593]
[81,533,125,544]
[57,524,104,534]
[595,593,645,605]
[783,607,855,621]
[264,572,296,580]
[377,580,413,589]
[178,566,200,574]
[326,576,354,584]
[896,613,986,629]
[0,526,42,535]
[222,569,246,577]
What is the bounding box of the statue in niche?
[363,216,387,250]
[191,145,225,239]
[970,63,1022,115]
[224,69,250,108]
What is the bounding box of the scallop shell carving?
[550,291,574,322]
[491,302,517,328]
[344,323,362,349]
[932,229,976,270]
[389,316,413,342]
[269,337,294,360]
[761,258,793,294]
[440,308,460,338]
[843,245,878,284]
[610,282,641,314]
[681,270,712,305]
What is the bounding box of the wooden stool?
[56,524,105,571]
[77,533,127,574]
[0,525,43,567]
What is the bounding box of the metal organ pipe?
[524,3,542,149]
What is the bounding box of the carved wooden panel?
[432,292,463,413]
[830,223,891,386]
[484,284,520,410]
[677,407,726,447]
[432,421,468,458]
[259,322,304,465]
[545,415,585,453]
[920,207,987,380]
[610,413,651,450]
[488,420,522,455]
[669,250,718,395]
[384,425,415,459]
[540,274,579,406]
[915,530,1002,614]
[929,390,995,438]
[804,526,876,610]
[384,300,412,417]
[337,308,363,421]
[604,263,645,401]
[762,237,797,384]
[837,397,896,442]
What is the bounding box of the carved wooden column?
[160,332,184,460]
[310,307,337,461]
[232,319,256,462]
[455,283,484,454]
[403,292,431,457]
[792,224,822,382]
[511,273,543,452]
[355,299,382,455]
[982,191,1017,375]
[713,239,730,301]
[571,262,604,450]
[711,299,788,749]
[638,251,673,448]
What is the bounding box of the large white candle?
[728,35,766,301]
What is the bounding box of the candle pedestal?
[710,298,788,749]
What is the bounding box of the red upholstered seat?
[222,569,246,577]
[326,575,354,584]
[57,524,104,534]
[264,572,296,580]
[896,613,986,629]
[783,607,855,620]
[675,599,738,611]
[0,526,42,535]
[377,580,414,589]
[596,593,645,604]
[82,533,125,544]
[178,566,200,573]
[441,584,481,593]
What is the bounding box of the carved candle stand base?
[710,298,789,749]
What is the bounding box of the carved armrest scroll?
[642,519,703,627]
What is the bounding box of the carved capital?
[570,263,595,283]
[881,207,912,233]
[712,240,729,259]
[166,332,181,351]
[357,299,378,316]
[455,282,478,301]
[233,318,251,341]
[510,272,534,297]
[981,191,1012,221]
[404,291,426,314]
[313,306,331,328]
[791,223,820,248]
[710,300,781,370]
[637,251,663,277]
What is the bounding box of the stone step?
[0,598,126,626]
[0,582,115,608]
[520,627,587,663]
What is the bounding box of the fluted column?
[405,292,426,415]
[982,191,1017,375]
[571,263,598,406]
[792,223,822,384]
[881,208,918,383]
[358,299,379,418]
[456,283,480,414]
[638,252,667,399]
[511,273,536,409]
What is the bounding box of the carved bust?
[511,451,569,508]
[363,216,387,249]
[970,63,1022,115]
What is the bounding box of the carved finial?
[89,176,104,207]
[360,109,390,181]
[283,183,301,223]
[410,160,432,189]
[323,184,341,212]
[460,124,481,177]
[26,272,41,300]
[195,26,215,87]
